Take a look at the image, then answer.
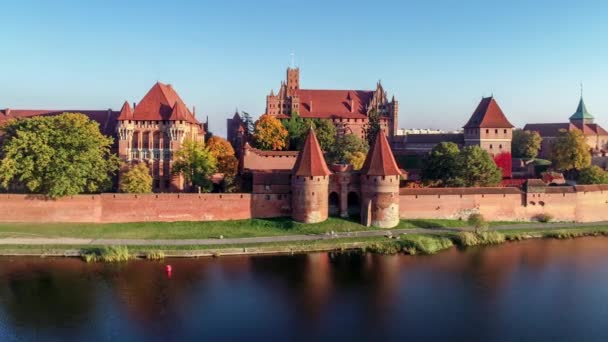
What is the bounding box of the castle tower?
[286,67,300,96]
[569,95,594,126]
[291,128,332,223]
[463,96,514,156]
[360,131,402,228]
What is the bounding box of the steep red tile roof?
[129,82,199,124]
[292,128,331,176]
[361,131,402,176]
[116,101,133,120]
[0,109,119,137]
[524,122,608,137]
[170,99,191,121]
[463,97,514,128]
[295,89,372,119]
[523,123,572,137]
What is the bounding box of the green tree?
[421,142,463,187]
[0,113,119,198]
[305,118,336,152]
[241,111,255,136]
[327,134,369,166]
[253,114,288,150]
[578,165,608,184]
[120,163,153,193]
[364,109,382,147]
[282,111,307,150]
[512,129,542,159]
[458,146,502,187]
[172,139,217,192]
[551,128,591,176]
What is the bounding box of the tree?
[493,152,512,178]
[578,165,608,184]
[364,109,382,147]
[512,129,542,159]
[468,213,488,233]
[327,134,369,167]
[306,118,336,152]
[206,136,238,191]
[241,111,255,136]
[171,139,217,192]
[348,151,367,170]
[252,114,288,150]
[282,111,306,150]
[459,146,502,187]
[421,142,463,187]
[551,128,591,177]
[120,163,153,193]
[0,113,119,198]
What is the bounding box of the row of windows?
[465,129,509,135]
[130,149,172,160]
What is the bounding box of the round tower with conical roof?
[291,128,332,223]
[360,132,402,228]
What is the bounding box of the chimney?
[309,100,313,113]
[193,106,196,116]
[350,99,354,113]
[133,102,136,110]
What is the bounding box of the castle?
[264,67,399,138]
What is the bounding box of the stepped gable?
[292,128,331,177]
[116,101,133,120]
[361,132,402,176]
[130,82,199,124]
[464,97,513,128]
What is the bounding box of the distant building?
[524,96,608,159]
[115,82,206,192]
[396,128,461,135]
[263,67,399,138]
[392,96,513,157]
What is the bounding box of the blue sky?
[1,0,607,137]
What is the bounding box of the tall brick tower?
[360,132,402,228]
[286,67,299,96]
[291,128,332,223]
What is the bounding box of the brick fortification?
[1,185,608,223]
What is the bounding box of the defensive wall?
[0,185,607,223]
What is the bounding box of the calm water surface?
[1,237,608,341]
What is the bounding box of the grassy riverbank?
[0,217,515,239]
[1,225,608,261]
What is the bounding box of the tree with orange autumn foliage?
[253,114,288,151]
[206,136,238,178]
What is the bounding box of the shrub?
[534,213,554,223]
[468,213,488,232]
[145,250,165,260]
[100,246,131,262]
[454,231,505,247]
[400,235,454,255]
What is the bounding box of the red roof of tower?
[128,82,199,124]
[117,101,133,120]
[361,132,402,176]
[463,97,513,128]
[292,128,331,176]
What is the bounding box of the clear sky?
[2,0,607,137]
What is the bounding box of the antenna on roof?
[580,82,584,98]
[290,52,295,68]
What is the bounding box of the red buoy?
[165,265,172,278]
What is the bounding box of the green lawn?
[0,217,515,240]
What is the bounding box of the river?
[1,237,608,341]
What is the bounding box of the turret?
[291,128,332,223]
[360,132,402,228]
[463,96,514,156]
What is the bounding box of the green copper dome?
[569,97,594,121]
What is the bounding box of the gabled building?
[264,67,399,138]
[115,82,206,192]
[524,96,608,159]
[463,96,514,156]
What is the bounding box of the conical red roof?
[463,97,513,128]
[117,101,133,120]
[292,128,331,176]
[361,132,402,176]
